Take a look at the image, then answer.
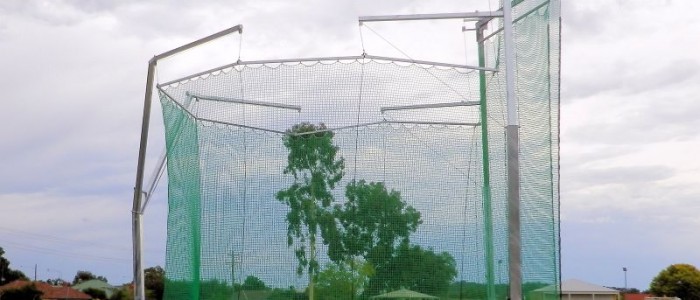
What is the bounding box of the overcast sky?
[1,0,699,291]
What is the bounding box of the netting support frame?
[501,1,523,300]
[476,20,497,300]
[360,5,523,300]
[132,24,243,300]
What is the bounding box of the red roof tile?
[0,280,92,300]
[625,294,653,300]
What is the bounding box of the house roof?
[625,294,653,300]
[72,279,117,297]
[73,279,115,290]
[371,288,439,299]
[533,279,620,294]
[0,280,92,300]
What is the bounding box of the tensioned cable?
[382,117,388,183]
[0,239,131,264]
[352,57,367,181]
[380,113,473,177]
[237,65,249,296]
[359,23,366,54]
[459,125,479,299]
[462,24,471,66]
[0,226,134,253]
[362,24,476,102]
[362,24,412,61]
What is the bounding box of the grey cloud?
[566,90,700,146]
[561,144,639,167]
[565,59,700,101]
[564,165,675,189]
[561,1,611,39]
[0,1,91,26]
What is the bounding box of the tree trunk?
[309,238,315,300]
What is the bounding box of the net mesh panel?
[158,1,559,299]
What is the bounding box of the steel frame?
[135,3,534,300]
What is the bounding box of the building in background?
[0,280,91,300]
[530,279,621,300]
[72,279,118,299]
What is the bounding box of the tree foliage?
[109,287,134,300]
[73,270,108,284]
[144,266,165,300]
[365,243,457,297]
[334,180,421,265]
[1,283,43,300]
[609,287,641,294]
[267,286,306,300]
[0,247,28,285]
[46,278,67,286]
[650,264,700,300]
[316,260,372,300]
[199,280,232,300]
[276,122,345,277]
[84,287,108,300]
[241,275,267,291]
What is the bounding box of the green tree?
[73,270,108,284]
[0,247,28,285]
[267,286,306,300]
[650,264,700,300]
[365,243,457,297]
[241,275,267,291]
[110,286,134,300]
[1,283,43,300]
[83,287,108,300]
[276,122,345,300]
[316,260,372,300]
[144,266,165,300]
[200,279,232,300]
[608,287,641,294]
[46,278,67,286]
[334,180,421,266]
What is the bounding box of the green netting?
[158,1,559,300]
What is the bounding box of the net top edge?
[157,54,489,89]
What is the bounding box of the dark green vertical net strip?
[158,1,560,299]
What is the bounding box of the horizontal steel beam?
[386,120,480,126]
[381,101,480,113]
[293,120,480,137]
[478,1,550,42]
[359,11,503,23]
[364,54,496,72]
[153,24,243,62]
[187,92,302,111]
[198,117,288,135]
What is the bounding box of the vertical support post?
[133,58,157,300]
[131,25,242,300]
[477,22,497,300]
[502,1,522,300]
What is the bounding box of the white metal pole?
[502,1,522,300]
[132,59,156,300]
[503,1,518,128]
[359,11,503,22]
